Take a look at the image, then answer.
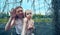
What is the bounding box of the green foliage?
[0,12,52,23]
[0,12,10,18]
[32,14,52,19]
[32,14,52,22]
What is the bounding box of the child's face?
[26,11,32,19]
[16,8,23,18]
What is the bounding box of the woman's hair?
[10,6,24,19]
[15,6,23,10]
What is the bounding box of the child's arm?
[5,17,15,31]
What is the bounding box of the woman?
[5,6,24,35]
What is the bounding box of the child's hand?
[10,11,16,18]
[28,24,34,30]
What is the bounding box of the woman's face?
[26,11,32,19]
[16,8,23,18]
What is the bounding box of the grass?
[33,18,52,22]
[0,18,8,23]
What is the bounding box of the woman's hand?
[10,11,16,18]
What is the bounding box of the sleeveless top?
[15,19,23,34]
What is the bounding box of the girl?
[5,6,24,35]
[21,10,34,35]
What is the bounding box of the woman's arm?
[5,17,15,31]
[5,10,16,31]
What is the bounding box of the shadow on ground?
[0,22,55,35]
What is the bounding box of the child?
[5,6,24,35]
[21,10,34,35]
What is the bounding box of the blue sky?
[0,0,52,15]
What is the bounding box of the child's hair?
[25,10,32,17]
